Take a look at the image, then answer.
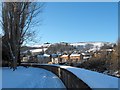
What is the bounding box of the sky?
[33,2,118,44]
[0,2,118,45]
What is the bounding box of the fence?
[21,63,91,89]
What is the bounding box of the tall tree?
[1,2,44,70]
[110,39,120,74]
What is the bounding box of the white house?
[37,54,50,64]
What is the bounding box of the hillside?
[70,42,115,52]
[23,42,115,53]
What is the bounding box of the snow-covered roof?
[70,54,81,57]
[44,54,50,57]
[83,56,91,59]
[51,54,58,57]
[61,55,68,57]
[81,52,90,56]
[37,54,50,58]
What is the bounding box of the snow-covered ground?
[2,64,119,89]
[1,66,66,88]
[70,42,114,52]
[41,64,119,89]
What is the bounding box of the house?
[60,53,83,64]
[93,48,115,58]
[81,52,91,61]
[37,54,50,64]
[60,54,69,63]
[70,54,81,62]
[50,54,59,64]
[22,55,30,62]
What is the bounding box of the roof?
[44,54,50,57]
[81,52,90,56]
[70,54,81,57]
[51,54,58,58]
[37,54,50,58]
[60,55,68,58]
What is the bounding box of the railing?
[21,63,91,89]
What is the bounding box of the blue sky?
[34,2,118,44]
[0,2,118,45]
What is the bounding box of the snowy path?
[2,66,66,88]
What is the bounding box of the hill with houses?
[20,41,116,64]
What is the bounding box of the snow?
[88,48,98,52]
[70,42,110,52]
[70,54,81,57]
[65,67,119,89]
[30,48,48,53]
[3,64,119,89]
[30,49,43,53]
[61,55,68,57]
[70,42,104,47]
[21,50,28,54]
[37,54,50,58]
[41,64,119,89]
[2,66,66,88]
[43,54,50,57]
[31,44,51,48]
[81,52,90,55]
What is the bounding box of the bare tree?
[109,39,120,75]
[1,2,44,70]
